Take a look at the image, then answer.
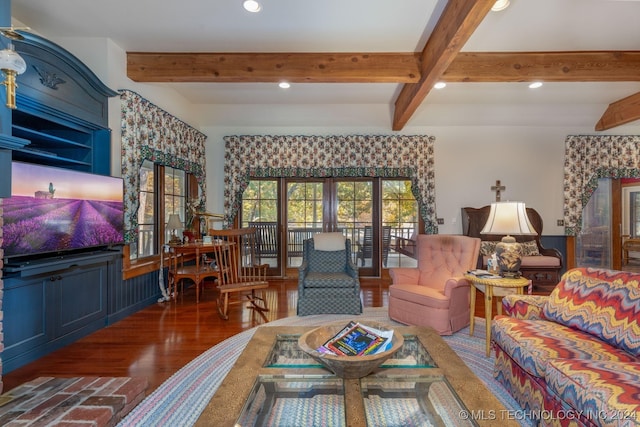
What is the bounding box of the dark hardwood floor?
[1,278,491,394]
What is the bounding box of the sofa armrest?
[389,268,420,285]
[501,294,549,320]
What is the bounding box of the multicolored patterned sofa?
[491,267,640,427]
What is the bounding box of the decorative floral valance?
[120,90,207,243]
[564,134,640,235]
[223,134,438,233]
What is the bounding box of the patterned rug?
[118,308,531,426]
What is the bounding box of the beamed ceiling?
[11,0,640,130]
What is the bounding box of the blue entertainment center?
[1,32,125,372]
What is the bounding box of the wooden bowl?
[297,321,404,378]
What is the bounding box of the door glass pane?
[287,182,323,268]
[337,181,373,267]
[576,178,611,268]
[242,180,279,268]
[164,166,186,242]
[383,180,418,268]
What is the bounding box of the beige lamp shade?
[167,214,184,230]
[480,201,535,278]
[481,201,536,236]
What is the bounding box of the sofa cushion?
[545,359,640,427]
[543,268,640,357]
[520,241,540,256]
[482,255,559,267]
[491,316,638,379]
[480,241,498,256]
[520,255,560,267]
[389,284,450,309]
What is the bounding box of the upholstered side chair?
[297,232,362,316]
[389,234,481,335]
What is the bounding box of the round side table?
[464,274,531,356]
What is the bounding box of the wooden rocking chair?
[208,227,270,320]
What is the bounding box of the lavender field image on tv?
[2,162,124,259]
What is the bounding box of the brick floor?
[0,377,148,427]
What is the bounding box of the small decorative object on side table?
[464,272,531,356]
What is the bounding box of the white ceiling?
[10,0,640,129]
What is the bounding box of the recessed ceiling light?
[528,82,543,89]
[279,81,290,89]
[433,82,446,89]
[243,0,262,12]
[491,0,510,11]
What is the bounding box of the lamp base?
[495,235,523,278]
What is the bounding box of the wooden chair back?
[207,227,269,319]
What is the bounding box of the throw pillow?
[521,240,540,256]
[480,241,497,256]
[313,232,346,251]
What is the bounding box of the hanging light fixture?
[0,28,27,109]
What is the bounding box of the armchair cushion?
[302,272,356,288]
[388,284,450,309]
[308,248,347,273]
[313,232,346,251]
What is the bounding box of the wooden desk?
[464,274,531,356]
[168,242,228,303]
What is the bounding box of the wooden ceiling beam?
[444,51,640,82]
[127,50,640,83]
[127,52,421,83]
[595,91,640,131]
[392,0,496,130]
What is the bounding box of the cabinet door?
[3,276,53,365]
[55,263,108,337]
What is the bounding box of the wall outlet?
[557,219,564,226]
[437,218,444,225]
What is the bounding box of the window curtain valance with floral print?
[120,89,207,243]
[223,134,438,233]
[564,134,640,236]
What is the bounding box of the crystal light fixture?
[0,28,27,109]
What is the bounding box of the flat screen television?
[2,161,125,264]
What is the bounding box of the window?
[131,160,193,260]
[136,160,155,259]
[240,177,420,275]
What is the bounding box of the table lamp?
[167,214,184,244]
[480,201,536,277]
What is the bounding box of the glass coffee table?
[195,325,517,427]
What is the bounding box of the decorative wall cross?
[491,180,505,201]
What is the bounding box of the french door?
[241,177,419,277]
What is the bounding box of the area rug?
[118,308,531,426]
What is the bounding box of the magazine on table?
[317,321,394,356]
[466,269,501,279]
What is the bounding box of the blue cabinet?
[1,32,122,373]
[2,251,116,373]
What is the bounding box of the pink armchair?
[389,234,481,335]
